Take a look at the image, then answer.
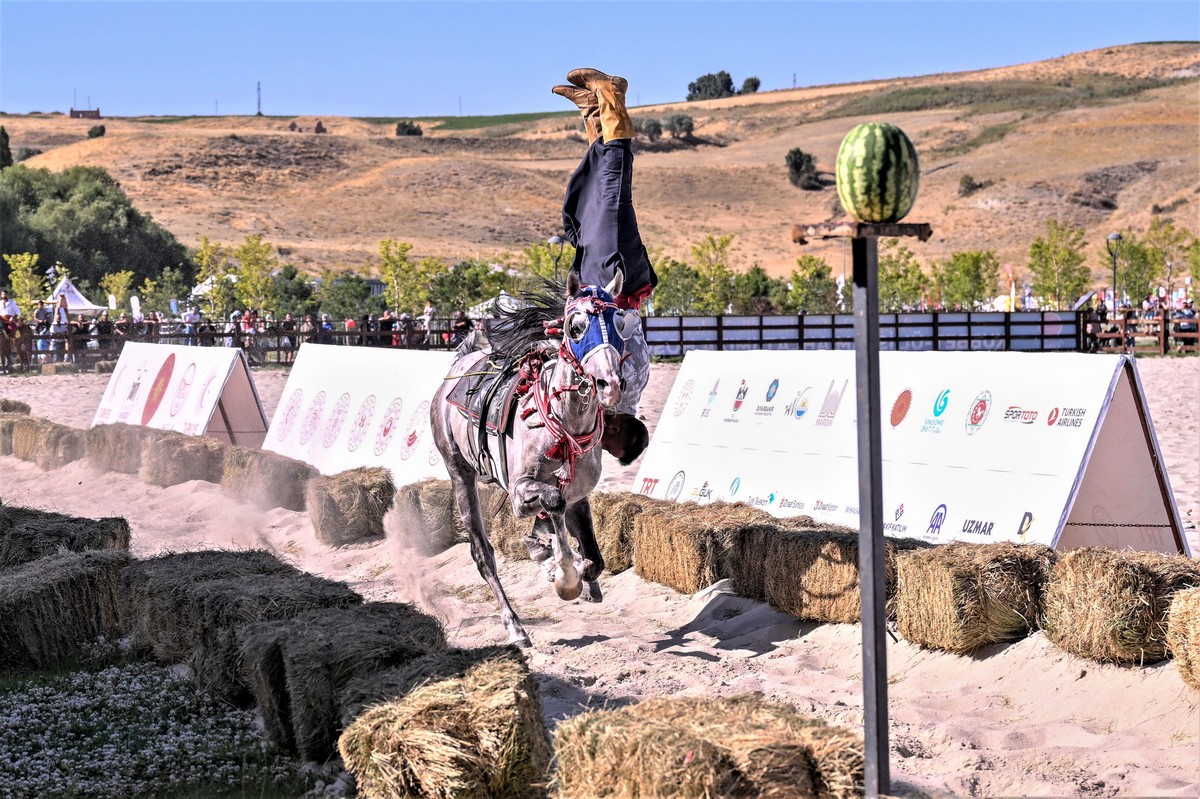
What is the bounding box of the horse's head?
[561,271,635,409]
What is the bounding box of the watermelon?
[835,122,920,223]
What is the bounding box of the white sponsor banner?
[264,344,453,484]
[90,342,268,447]
[635,350,1186,555]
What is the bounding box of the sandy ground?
[1,355,1198,797]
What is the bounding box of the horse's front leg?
[512,477,581,602]
[565,499,605,602]
[450,469,531,648]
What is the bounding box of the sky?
[1,1,1197,118]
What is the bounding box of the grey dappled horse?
[430,273,633,647]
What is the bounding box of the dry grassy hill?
[3,42,1197,282]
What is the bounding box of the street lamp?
[1106,232,1123,307]
[547,235,566,280]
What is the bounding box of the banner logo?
[816,380,849,428]
[927,503,948,536]
[639,477,660,496]
[299,390,327,445]
[1017,511,1034,541]
[732,379,750,411]
[728,477,741,497]
[934,389,950,417]
[1003,405,1038,424]
[890,389,913,427]
[665,471,686,502]
[169,362,197,417]
[962,518,995,536]
[347,395,376,452]
[398,401,430,460]
[322,392,352,448]
[141,354,176,425]
[785,387,812,420]
[895,504,905,521]
[672,379,695,417]
[373,397,404,456]
[1046,406,1087,428]
[701,379,720,418]
[765,379,779,402]
[276,388,304,441]
[1046,407,1059,426]
[964,391,992,435]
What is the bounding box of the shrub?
[394,120,422,137]
[87,125,106,139]
[959,174,991,197]
[666,114,694,139]
[786,147,821,190]
[15,147,43,162]
[741,77,761,94]
[635,118,662,142]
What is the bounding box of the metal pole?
[852,235,889,797]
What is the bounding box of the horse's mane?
[486,277,566,357]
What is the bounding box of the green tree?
[691,234,736,315]
[0,126,12,171]
[515,239,576,285]
[1027,219,1090,310]
[100,270,135,312]
[932,250,1001,309]
[687,71,735,101]
[878,238,929,311]
[394,121,423,136]
[2,252,44,315]
[192,236,237,319]
[648,252,697,316]
[741,77,761,94]
[786,255,840,313]
[137,265,190,314]
[377,238,415,312]
[785,148,820,190]
[272,264,318,318]
[428,259,510,313]
[318,272,383,322]
[231,234,278,313]
[731,265,788,314]
[1113,235,1156,307]
[1142,216,1193,299]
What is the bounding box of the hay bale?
[391,479,509,556]
[241,602,445,760]
[0,412,25,455]
[10,416,83,468]
[87,423,165,474]
[763,530,932,624]
[306,467,396,547]
[188,572,363,704]
[0,398,30,414]
[1167,588,1200,690]
[0,503,131,570]
[338,646,550,799]
[93,359,118,374]
[1043,547,1200,664]
[895,542,1057,654]
[119,549,301,660]
[0,549,130,671]
[553,694,864,799]
[417,479,462,552]
[588,492,671,575]
[139,430,227,486]
[221,446,316,511]
[40,362,77,375]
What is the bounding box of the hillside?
[3,42,1197,282]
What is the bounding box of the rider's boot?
[566,68,635,143]
[551,84,601,145]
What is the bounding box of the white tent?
[467,291,520,320]
[47,276,107,314]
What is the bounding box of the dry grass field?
[3,42,1197,279]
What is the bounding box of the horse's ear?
[566,270,580,298]
[604,270,623,298]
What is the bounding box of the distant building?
[70,108,102,119]
[314,120,327,134]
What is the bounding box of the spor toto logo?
[933,389,950,417]
[964,391,992,435]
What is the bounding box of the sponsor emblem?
[895,504,905,522]
[1003,405,1038,424]
[701,379,720,418]
[816,379,849,428]
[962,518,995,536]
[933,389,950,417]
[765,379,779,402]
[347,395,376,452]
[665,471,686,502]
[964,391,992,435]
[672,379,695,417]
[299,390,327,445]
[398,401,430,460]
[428,441,443,467]
[1017,511,1034,542]
[169,363,197,417]
[728,477,741,497]
[141,354,176,425]
[1046,407,1060,426]
[1045,406,1087,428]
[638,477,660,495]
[785,387,812,420]
[927,503,948,536]
[373,398,404,456]
[322,392,352,449]
[890,389,912,427]
[733,380,749,411]
[276,388,304,441]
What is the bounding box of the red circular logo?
[890,389,912,427]
[1047,407,1060,426]
[141,354,176,425]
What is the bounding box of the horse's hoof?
[555,579,583,602]
[581,580,604,603]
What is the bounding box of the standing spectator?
[50,295,69,362]
[300,313,317,345]
[182,305,201,346]
[279,312,297,362]
[449,309,473,347]
[378,310,396,347]
[70,314,90,359]
[397,312,414,348]
[223,311,242,348]
[420,301,436,345]
[32,300,51,361]
[319,314,334,345]
[92,311,115,352]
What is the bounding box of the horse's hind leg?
[566,499,605,603]
[449,469,531,648]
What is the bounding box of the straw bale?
[763,531,933,624]
[306,467,396,547]
[589,492,675,575]
[895,542,1056,654]
[0,503,131,570]
[0,412,24,456]
[40,362,77,375]
[1167,588,1200,690]
[10,416,84,468]
[139,430,227,486]
[1044,547,1200,664]
[338,646,550,799]
[93,359,118,374]
[119,549,300,660]
[0,398,30,414]
[241,602,446,760]
[0,549,130,671]
[85,423,160,474]
[487,492,530,561]
[553,694,864,799]
[188,571,363,705]
[220,445,316,511]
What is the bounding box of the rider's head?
[601,412,649,466]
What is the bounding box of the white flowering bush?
[0,660,308,798]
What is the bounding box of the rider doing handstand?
[552,67,655,466]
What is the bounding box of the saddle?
[446,354,540,487]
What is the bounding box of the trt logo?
[639,477,660,496]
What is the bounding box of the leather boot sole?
[566,67,628,94]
